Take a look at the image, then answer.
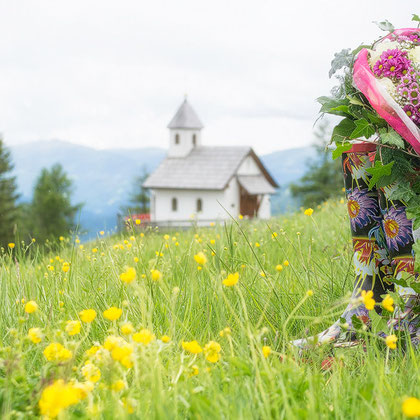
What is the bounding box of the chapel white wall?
[168,129,201,158]
[152,188,227,223]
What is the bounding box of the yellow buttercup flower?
[182,340,203,354]
[150,269,162,282]
[304,208,314,216]
[111,379,125,392]
[190,365,199,376]
[120,267,136,284]
[62,262,70,273]
[135,219,141,225]
[65,320,81,336]
[121,322,134,335]
[39,379,84,418]
[283,260,289,266]
[81,361,101,382]
[28,327,43,344]
[161,335,171,343]
[275,264,283,272]
[382,295,394,312]
[361,290,375,311]
[79,309,97,323]
[133,328,155,345]
[204,341,221,363]
[262,346,271,358]
[222,272,239,287]
[43,342,73,362]
[402,397,420,418]
[194,252,207,266]
[25,300,38,314]
[8,243,15,249]
[219,327,231,337]
[103,307,122,321]
[385,334,397,350]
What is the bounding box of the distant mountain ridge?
[8,140,316,236]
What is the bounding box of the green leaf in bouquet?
[329,48,353,78]
[332,142,353,160]
[349,118,375,139]
[407,202,420,229]
[412,14,420,23]
[373,20,395,32]
[414,240,420,273]
[347,95,365,107]
[331,118,356,143]
[317,96,351,117]
[366,160,394,190]
[386,180,416,202]
[379,128,405,148]
[365,112,387,127]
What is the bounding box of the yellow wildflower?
[361,290,375,311]
[262,346,271,358]
[62,262,70,273]
[272,232,278,238]
[382,295,394,312]
[104,335,124,351]
[222,272,239,287]
[402,397,420,418]
[81,361,101,382]
[182,340,203,354]
[25,300,38,314]
[283,260,289,266]
[111,380,125,392]
[43,342,73,362]
[135,219,141,225]
[385,334,397,350]
[150,269,162,282]
[121,322,134,335]
[28,327,43,344]
[86,345,102,357]
[238,214,243,220]
[161,335,171,343]
[306,290,314,297]
[8,243,15,249]
[190,365,199,376]
[39,379,82,418]
[79,309,97,323]
[133,328,155,345]
[100,230,105,235]
[304,208,314,216]
[219,327,231,337]
[275,264,283,272]
[65,320,81,336]
[204,341,221,363]
[194,252,207,266]
[103,307,122,321]
[120,267,136,284]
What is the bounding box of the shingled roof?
[143,146,278,191]
[167,99,204,129]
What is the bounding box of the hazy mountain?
[9,140,316,236]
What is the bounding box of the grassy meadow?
[0,200,419,419]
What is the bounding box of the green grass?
[0,200,418,419]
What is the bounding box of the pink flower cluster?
[397,72,420,123]
[397,33,420,44]
[373,49,412,79]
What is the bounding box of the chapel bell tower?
[167,98,204,158]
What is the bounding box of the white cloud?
[0,0,414,153]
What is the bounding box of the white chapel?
[143,99,278,225]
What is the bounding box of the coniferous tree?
[290,121,343,208]
[31,164,81,243]
[0,136,20,247]
[123,168,150,215]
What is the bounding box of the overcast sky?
[0,1,416,154]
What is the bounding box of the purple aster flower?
[403,104,417,120]
[346,188,379,231]
[382,206,413,251]
[400,74,413,86]
[408,33,420,44]
[376,49,412,79]
[373,59,384,76]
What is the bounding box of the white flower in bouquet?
[368,40,399,67]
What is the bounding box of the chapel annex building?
[143,99,278,226]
